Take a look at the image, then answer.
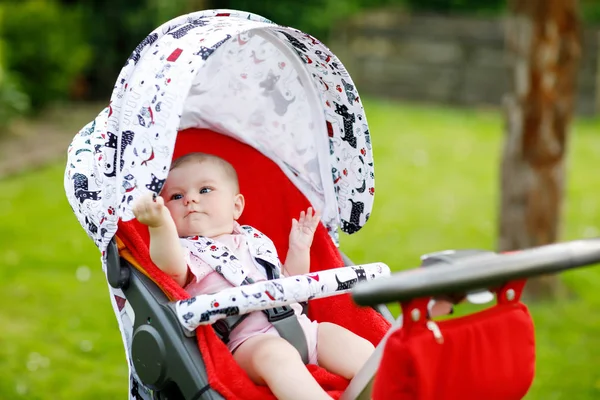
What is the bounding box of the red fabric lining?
[117,128,390,399]
[373,301,536,400]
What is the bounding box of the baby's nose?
[185,193,200,205]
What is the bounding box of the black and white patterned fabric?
[64,9,375,399]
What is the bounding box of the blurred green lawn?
[1,98,599,399]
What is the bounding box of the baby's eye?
[200,187,212,194]
[170,193,183,200]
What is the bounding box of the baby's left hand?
[289,207,321,251]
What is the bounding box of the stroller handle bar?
[352,238,600,306]
[175,263,390,332]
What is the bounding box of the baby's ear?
[233,193,245,220]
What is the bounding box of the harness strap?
[212,270,310,364]
[213,314,251,344]
[263,305,310,365]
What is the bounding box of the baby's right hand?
[132,192,170,228]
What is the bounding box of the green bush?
[0,66,30,131]
[0,7,29,130]
[78,0,184,99]
[1,0,91,111]
[402,0,504,14]
[227,0,508,40]
[582,0,600,24]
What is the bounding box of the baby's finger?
[314,209,321,219]
[299,210,305,224]
[306,207,315,218]
[143,191,154,203]
[136,193,151,209]
[311,214,321,228]
[132,202,140,217]
[141,200,151,215]
[155,195,165,207]
[131,195,142,209]
[149,201,162,213]
[313,209,321,223]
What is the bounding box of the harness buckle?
[263,305,310,364]
[212,314,249,344]
[263,305,295,322]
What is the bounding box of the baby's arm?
[132,192,188,286]
[283,208,321,276]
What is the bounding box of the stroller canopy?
[65,9,375,256]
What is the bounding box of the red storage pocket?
[373,285,535,400]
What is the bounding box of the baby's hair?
[170,152,240,193]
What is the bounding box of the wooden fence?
[329,11,599,115]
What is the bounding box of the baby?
[132,152,375,400]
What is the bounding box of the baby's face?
[161,161,243,237]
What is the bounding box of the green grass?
[1,98,599,399]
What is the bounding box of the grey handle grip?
[352,238,600,306]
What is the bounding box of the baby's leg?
[234,334,332,400]
[316,322,375,380]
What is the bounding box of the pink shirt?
[184,231,317,357]
[185,232,268,295]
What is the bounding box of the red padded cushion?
[118,128,391,399]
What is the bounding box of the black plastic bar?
[352,238,600,306]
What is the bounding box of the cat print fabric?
[64,9,375,399]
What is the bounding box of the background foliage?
[1,1,90,110]
[2,0,599,127]
[1,99,599,398]
[1,0,599,398]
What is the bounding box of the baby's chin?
[177,222,234,238]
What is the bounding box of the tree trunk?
[500,0,581,300]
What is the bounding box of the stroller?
[65,9,555,399]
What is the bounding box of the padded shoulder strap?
[181,236,251,286]
[239,225,283,275]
